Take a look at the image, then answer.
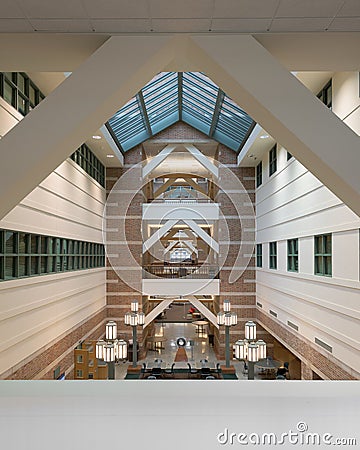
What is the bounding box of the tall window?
[269,242,277,269]
[256,161,262,187]
[70,144,105,188]
[287,239,298,272]
[0,229,105,282]
[314,234,332,276]
[256,244,262,268]
[269,145,277,177]
[317,80,332,109]
[0,72,45,116]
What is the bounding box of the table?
[192,320,208,333]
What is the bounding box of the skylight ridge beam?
[209,89,225,138]
[137,91,153,138]
[178,72,183,121]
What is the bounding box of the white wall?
[255,72,360,377]
[0,90,106,378]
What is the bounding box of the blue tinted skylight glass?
[106,72,254,152]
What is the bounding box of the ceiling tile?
[213,0,279,19]
[28,19,93,32]
[92,19,152,33]
[83,0,149,19]
[0,0,24,18]
[337,0,360,17]
[211,18,272,32]
[150,0,213,19]
[151,18,211,32]
[16,0,88,19]
[328,17,360,31]
[270,17,332,32]
[276,0,343,18]
[0,19,33,32]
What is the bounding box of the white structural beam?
[142,144,177,178]
[143,219,178,253]
[184,177,208,197]
[163,241,178,255]
[182,240,197,255]
[191,35,360,217]
[0,35,175,220]
[183,144,219,178]
[189,298,219,329]
[183,219,219,254]
[153,178,176,198]
[143,299,173,328]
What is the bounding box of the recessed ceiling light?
[260,134,269,139]
[106,154,115,158]
[92,135,102,140]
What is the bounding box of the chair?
[187,363,198,378]
[164,363,175,378]
[200,367,211,378]
[151,367,163,377]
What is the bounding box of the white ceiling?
[1,0,360,33]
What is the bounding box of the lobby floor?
[115,322,257,380]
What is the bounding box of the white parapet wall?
[142,278,220,296]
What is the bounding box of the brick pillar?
[301,361,314,380]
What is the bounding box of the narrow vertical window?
[287,239,298,272]
[269,242,277,269]
[256,161,262,187]
[314,234,332,276]
[269,145,277,176]
[256,243,262,268]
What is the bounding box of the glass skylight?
[107,72,255,153]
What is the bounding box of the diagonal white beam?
[183,219,219,254]
[182,240,197,255]
[163,241,178,255]
[143,299,174,328]
[191,34,360,217]
[184,177,208,197]
[142,144,177,178]
[143,219,179,253]
[154,178,176,198]
[0,35,176,220]
[183,144,219,178]
[189,298,219,329]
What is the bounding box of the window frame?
[314,234,332,277]
[269,144,277,177]
[256,243,262,268]
[269,241,277,270]
[287,238,299,272]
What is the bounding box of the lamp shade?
[103,343,115,362]
[116,339,127,360]
[138,312,145,326]
[223,299,231,312]
[124,312,131,326]
[105,321,117,340]
[129,312,138,326]
[224,312,232,327]
[234,340,246,360]
[217,311,225,326]
[131,300,139,312]
[247,343,259,362]
[256,340,267,360]
[245,321,257,341]
[95,339,106,359]
[231,312,238,326]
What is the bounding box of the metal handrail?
[143,264,219,279]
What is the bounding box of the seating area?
[138,360,226,380]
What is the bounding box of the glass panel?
[5,231,16,254]
[41,236,47,254]
[5,256,16,278]
[18,256,28,277]
[29,84,36,105]
[18,233,28,253]
[31,235,39,254]
[17,73,26,93]
[31,256,40,275]
[4,80,15,107]
[40,256,48,273]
